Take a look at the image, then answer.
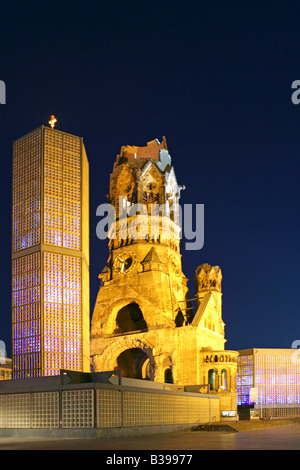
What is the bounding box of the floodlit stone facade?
[90,138,237,412]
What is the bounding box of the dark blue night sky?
[0,1,299,357]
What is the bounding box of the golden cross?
[48,115,57,128]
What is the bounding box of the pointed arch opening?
[115,302,147,334]
[175,310,185,327]
[221,368,227,391]
[208,368,217,391]
[164,368,174,384]
[116,348,150,380]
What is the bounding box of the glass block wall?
[237,349,300,416]
[122,391,219,427]
[0,384,220,429]
[254,351,300,406]
[62,389,94,428]
[12,128,40,252]
[43,128,81,249]
[236,354,253,405]
[12,253,41,377]
[12,126,89,378]
[0,392,59,428]
[43,252,82,375]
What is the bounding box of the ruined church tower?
[90,138,237,396]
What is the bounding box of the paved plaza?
[0,422,299,451]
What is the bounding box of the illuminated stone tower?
[12,124,90,378]
[91,138,237,399]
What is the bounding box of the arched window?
[175,310,185,327]
[117,348,149,380]
[208,369,217,391]
[221,369,227,390]
[115,302,147,333]
[164,368,173,384]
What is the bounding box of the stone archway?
[100,337,156,381]
[115,302,147,333]
[116,348,150,379]
[94,295,154,335]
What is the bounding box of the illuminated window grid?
[12,127,89,378]
[12,129,41,253]
[43,252,82,376]
[237,352,300,407]
[62,390,94,428]
[260,406,300,419]
[43,129,81,250]
[96,389,122,428]
[254,354,300,406]
[13,353,40,379]
[12,253,41,379]
[237,355,253,405]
